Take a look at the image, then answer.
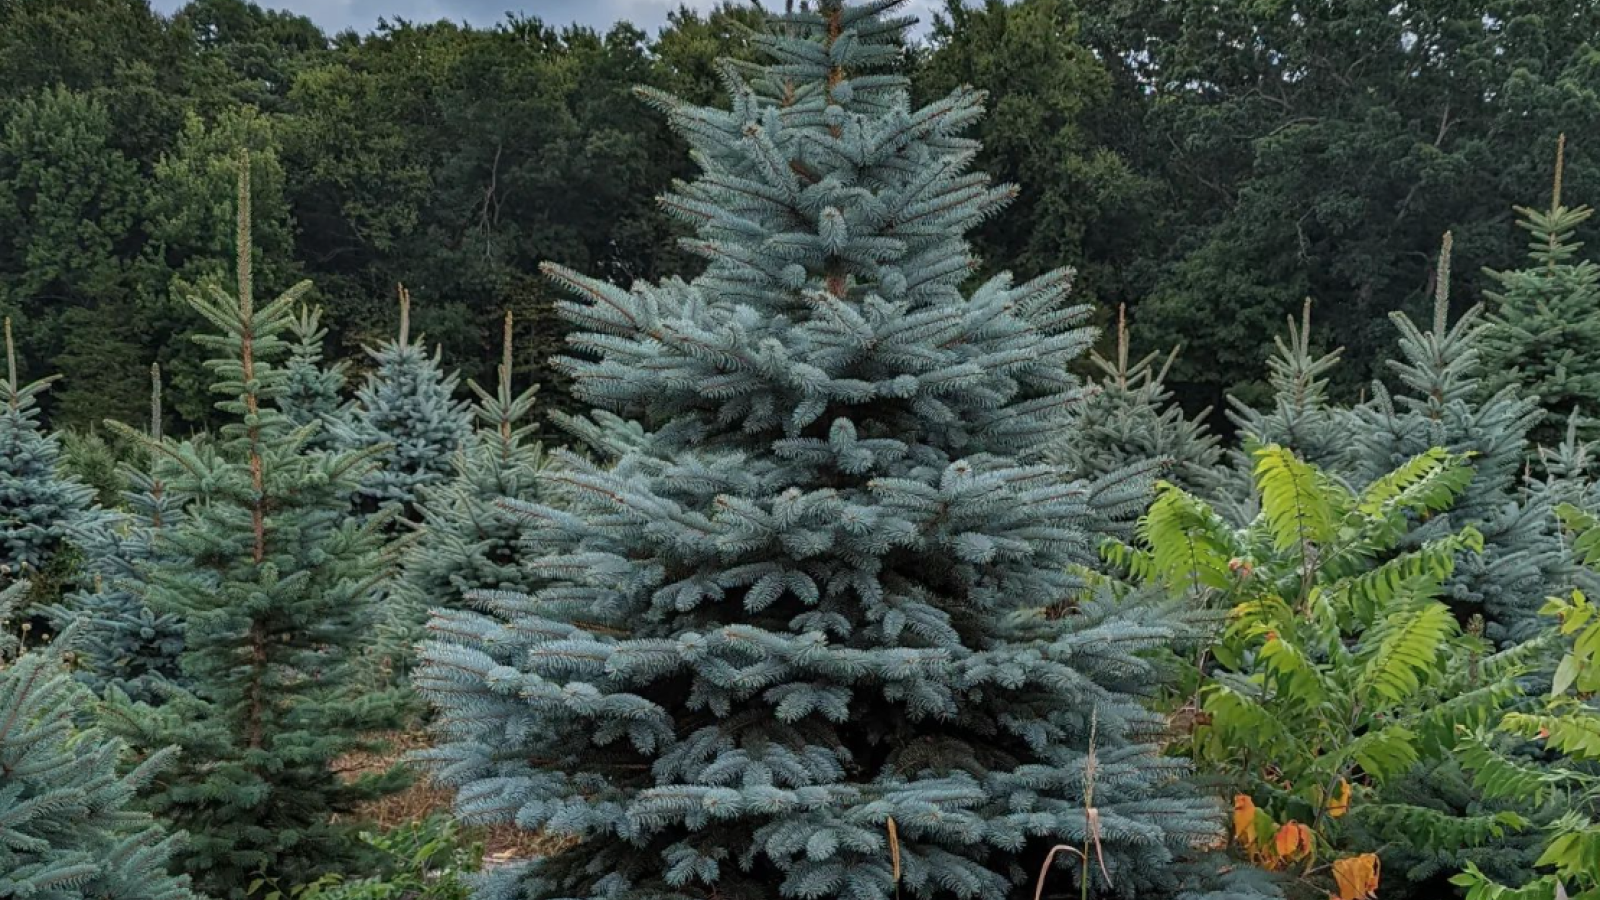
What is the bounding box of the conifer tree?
[0,581,198,900]
[417,5,1259,899]
[387,311,546,679]
[1482,135,1600,448]
[1051,304,1220,493]
[46,365,190,704]
[330,285,472,520]
[103,155,406,896]
[277,303,348,449]
[1347,234,1569,644]
[1202,300,1344,524]
[0,317,101,593]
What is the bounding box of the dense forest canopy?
[2,0,1597,431]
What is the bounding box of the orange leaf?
[1332,853,1381,900]
[1274,822,1301,859]
[1326,778,1351,818]
[1232,795,1257,844]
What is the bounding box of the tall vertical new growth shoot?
[104,152,406,897]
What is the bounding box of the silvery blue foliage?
[49,464,192,705]
[0,582,197,900]
[1343,237,1570,645]
[0,326,101,580]
[329,292,472,518]
[277,304,350,451]
[46,368,192,704]
[389,315,547,678]
[417,4,1249,899]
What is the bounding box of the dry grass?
[332,730,571,864]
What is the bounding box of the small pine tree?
[277,303,349,449]
[329,285,472,521]
[1202,299,1345,524]
[102,155,407,897]
[1346,234,1569,645]
[0,317,102,594]
[0,581,198,900]
[46,365,190,705]
[388,311,546,678]
[1481,135,1600,448]
[1052,304,1220,493]
[417,5,1259,900]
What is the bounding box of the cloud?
[149,0,944,36]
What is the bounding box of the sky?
[147,0,945,37]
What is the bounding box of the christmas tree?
[1050,304,1220,494]
[0,317,101,593]
[46,365,190,705]
[1201,299,1345,525]
[388,311,546,680]
[1481,135,1600,449]
[0,581,197,900]
[417,4,1255,899]
[102,155,406,896]
[329,285,472,521]
[277,302,349,450]
[1346,234,1567,645]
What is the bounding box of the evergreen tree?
[1346,234,1569,644]
[329,285,472,520]
[1201,300,1345,525]
[46,365,189,705]
[389,311,545,678]
[277,303,348,449]
[1049,304,1220,493]
[0,581,198,900]
[1481,135,1600,449]
[103,156,406,897]
[417,5,1259,899]
[0,317,101,596]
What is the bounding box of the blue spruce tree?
[1050,304,1220,495]
[0,318,101,595]
[1346,233,1570,644]
[1193,300,1345,526]
[102,155,407,896]
[330,285,472,520]
[277,303,349,450]
[0,582,197,900]
[417,5,1256,899]
[46,365,190,704]
[1481,135,1600,448]
[389,311,546,679]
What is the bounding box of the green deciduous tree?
[1098,0,1600,412]
[1111,446,1542,899]
[915,0,1158,309]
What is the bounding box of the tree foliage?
[0,581,197,900]
[1112,446,1540,899]
[416,4,1254,899]
[102,157,406,897]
